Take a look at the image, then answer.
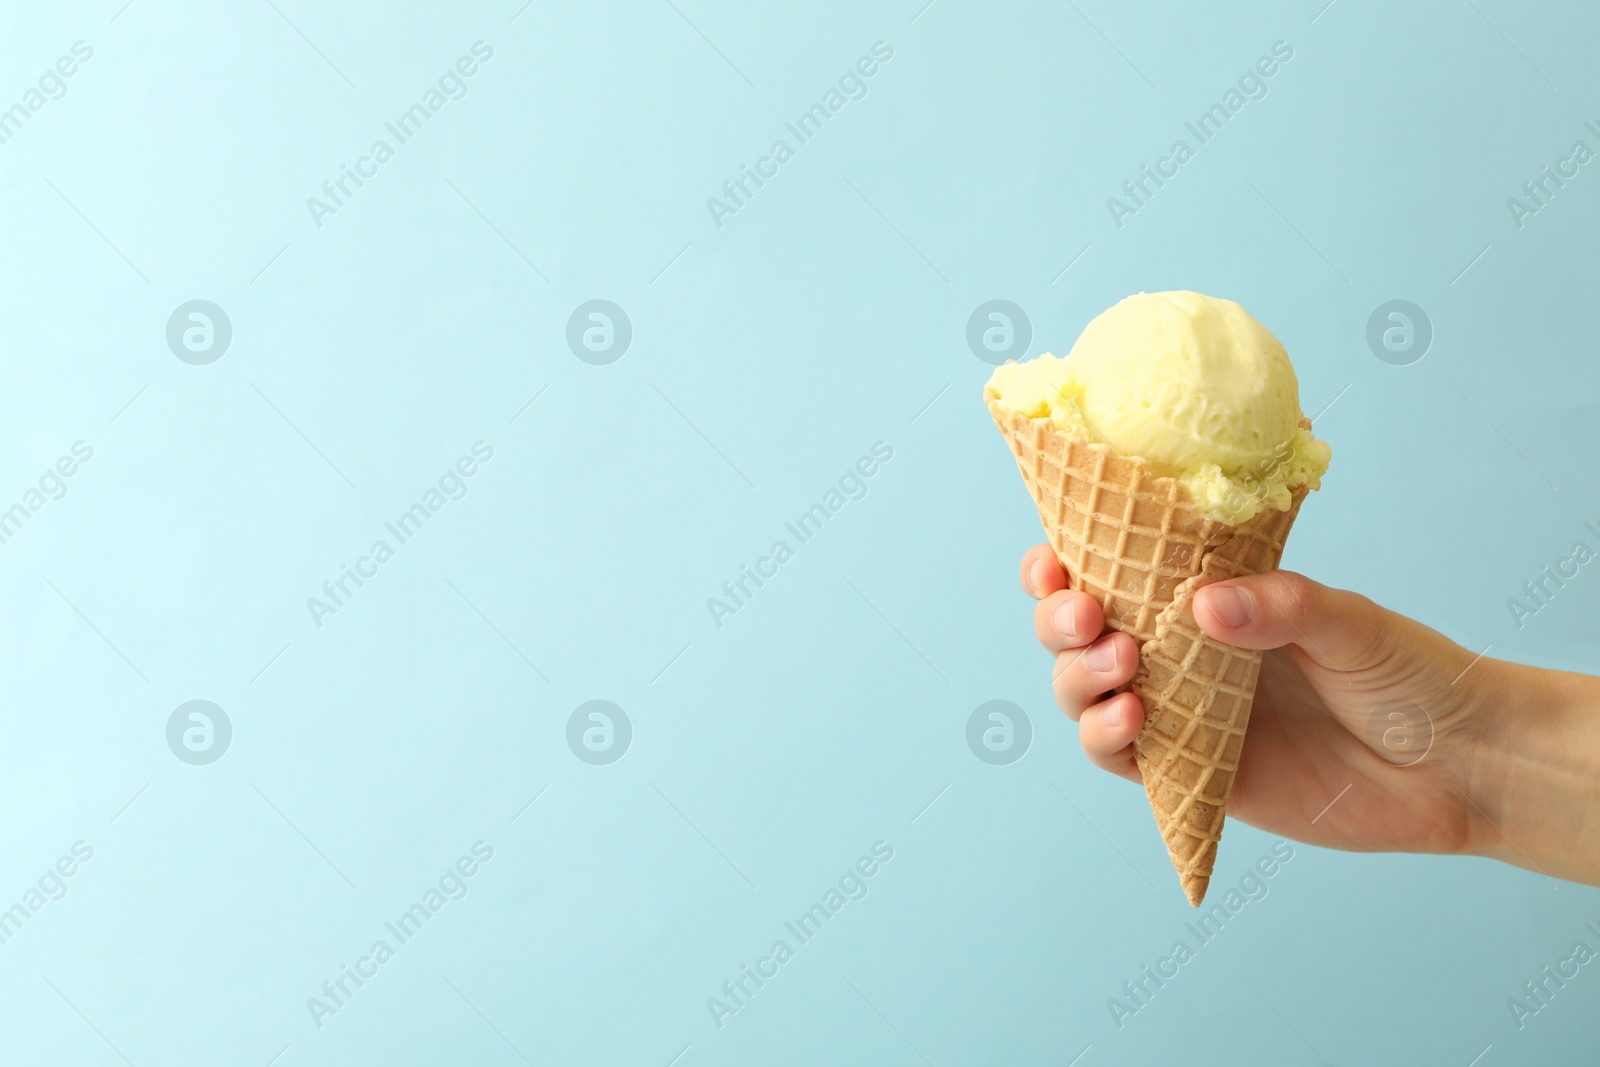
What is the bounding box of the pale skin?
[1020,544,1600,887]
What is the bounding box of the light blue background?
[1,0,1597,1063]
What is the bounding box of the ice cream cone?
[988,400,1307,906]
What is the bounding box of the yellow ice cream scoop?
[984,290,1330,524]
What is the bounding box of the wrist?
[1456,657,1522,862]
[1460,659,1600,878]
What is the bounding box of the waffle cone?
[989,400,1306,906]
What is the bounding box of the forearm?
[1465,661,1600,884]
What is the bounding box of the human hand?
[1019,544,1512,860]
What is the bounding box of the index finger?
[1020,544,1068,600]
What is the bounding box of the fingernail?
[1030,558,1047,593]
[1205,586,1255,629]
[1100,701,1123,729]
[1083,639,1117,672]
[1052,600,1077,639]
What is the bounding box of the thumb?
[1192,570,1388,673]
